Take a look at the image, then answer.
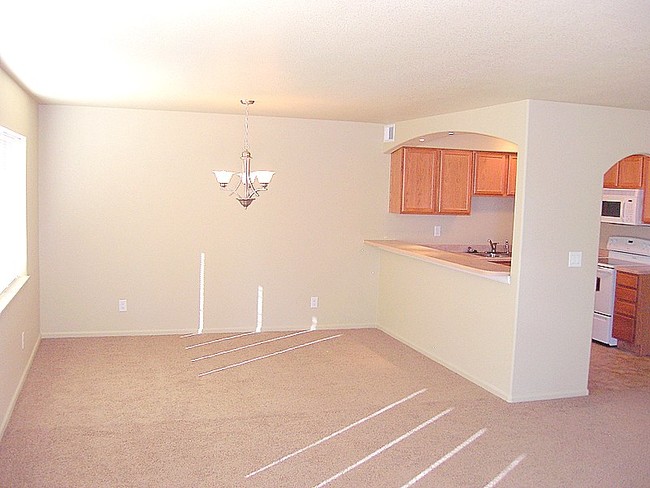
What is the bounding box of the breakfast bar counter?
[364,240,511,284]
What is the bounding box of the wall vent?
[383,124,395,142]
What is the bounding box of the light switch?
[118,299,127,312]
[568,251,582,268]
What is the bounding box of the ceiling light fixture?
[213,100,274,208]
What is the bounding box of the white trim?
[39,322,377,339]
[0,333,41,441]
[378,325,512,402]
[0,275,30,316]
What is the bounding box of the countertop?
[598,249,650,275]
[614,265,650,275]
[364,240,511,284]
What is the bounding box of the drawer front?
[616,285,637,303]
[614,299,636,317]
[613,313,636,343]
[616,272,638,289]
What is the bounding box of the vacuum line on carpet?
[483,454,526,488]
[185,331,257,349]
[198,334,342,377]
[399,428,487,488]
[245,388,428,478]
[192,330,311,361]
[312,407,454,488]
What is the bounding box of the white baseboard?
[0,333,41,441]
[40,322,377,339]
[377,325,512,402]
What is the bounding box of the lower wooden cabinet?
[613,271,650,356]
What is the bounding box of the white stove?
[593,236,650,346]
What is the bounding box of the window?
[0,125,27,294]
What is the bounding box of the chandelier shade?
[213,100,275,208]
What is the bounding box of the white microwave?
[601,188,645,225]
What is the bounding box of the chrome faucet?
[488,239,498,254]
[504,240,510,254]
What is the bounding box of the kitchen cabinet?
[643,156,650,224]
[507,154,517,196]
[473,151,517,196]
[390,147,436,214]
[389,147,472,215]
[438,150,472,214]
[603,155,644,189]
[613,271,650,356]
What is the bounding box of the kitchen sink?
[475,251,511,258]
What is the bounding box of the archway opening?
[591,153,650,389]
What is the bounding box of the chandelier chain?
[243,100,250,152]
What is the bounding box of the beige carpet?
[0,329,649,487]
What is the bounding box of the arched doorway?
[590,153,650,389]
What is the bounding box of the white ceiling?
[2,0,650,123]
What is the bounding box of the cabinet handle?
[596,276,600,292]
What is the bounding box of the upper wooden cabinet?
[473,151,517,196]
[643,156,650,224]
[507,154,517,196]
[390,147,436,214]
[389,147,472,215]
[438,150,472,214]
[604,155,644,189]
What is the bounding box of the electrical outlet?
[118,299,128,312]
[434,225,441,237]
[310,296,319,309]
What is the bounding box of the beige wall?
[0,67,40,437]
[379,100,650,402]
[38,106,386,335]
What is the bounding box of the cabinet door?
[473,152,508,195]
[603,164,618,188]
[613,314,636,343]
[617,155,644,188]
[643,156,650,224]
[507,154,517,196]
[389,148,404,213]
[401,147,437,214]
[437,150,472,214]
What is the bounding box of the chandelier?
[213,99,275,208]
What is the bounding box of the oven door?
[594,266,615,315]
[593,312,617,346]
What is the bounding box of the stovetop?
[599,236,650,268]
